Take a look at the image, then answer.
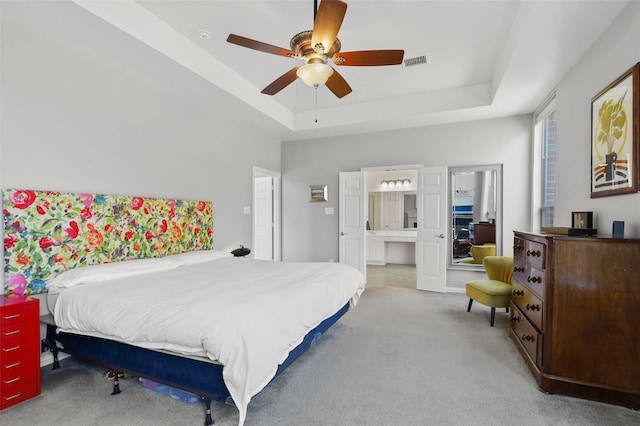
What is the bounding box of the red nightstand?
[1,294,41,410]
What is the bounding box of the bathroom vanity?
[366,230,417,265]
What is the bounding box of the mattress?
[47,251,366,425]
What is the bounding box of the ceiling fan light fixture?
[297,63,334,88]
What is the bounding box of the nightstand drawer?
[1,295,41,411]
[0,377,39,410]
[1,325,38,351]
[1,347,39,381]
[0,302,38,327]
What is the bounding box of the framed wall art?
[591,63,639,198]
[309,184,328,202]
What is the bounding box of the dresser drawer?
[513,264,545,299]
[0,302,38,327]
[511,281,543,330]
[524,240,546,269]
[513,236,526,260]
[510,302,542,366]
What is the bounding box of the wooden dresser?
[473,223,495,245]
[1,294,41,410]
[511,231,640,409]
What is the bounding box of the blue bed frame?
[46,302,350,425]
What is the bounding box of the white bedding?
[49,252,365,426]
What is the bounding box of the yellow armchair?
[465,256,513,326]
[458,243,496,264]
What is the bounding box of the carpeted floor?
[2,265,639,425]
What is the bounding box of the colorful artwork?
[3,189,213,295]
[591,63,639,197]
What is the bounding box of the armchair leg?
[467,299,473,312]
[490,307,496,326]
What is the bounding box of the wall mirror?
[449,164,502,269]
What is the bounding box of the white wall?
[0,1,281,293]
[554,0,640,237]
[281,115,532,287]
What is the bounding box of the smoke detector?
[197,30,212,40]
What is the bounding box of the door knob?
[340,232,346,236]
[434,234,445,238]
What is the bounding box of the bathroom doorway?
[340,165,447,292]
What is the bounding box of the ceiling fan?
[226,0,404,98]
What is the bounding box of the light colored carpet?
[366,263,416,289]
[1,265,638,425]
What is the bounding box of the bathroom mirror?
[449,164,502,269]
[366,170,418,231]
[367,191,417,230]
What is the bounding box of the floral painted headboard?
[3,189,213,295]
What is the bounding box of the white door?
[254,176,273,260]
[416,166,447,292]
[253,167,281,261]
[339,172,366,275]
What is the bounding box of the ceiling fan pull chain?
[315,87,319,123]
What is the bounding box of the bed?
[3,189,366,425]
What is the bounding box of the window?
[533,95,556,228]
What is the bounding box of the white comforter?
[49,252,365,426]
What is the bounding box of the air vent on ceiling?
[404,55,427,68]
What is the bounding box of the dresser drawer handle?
[3,391,21,401]
[2,329,21,336]
[526,249,541,257]
[4,361,21,369]
[514,266,525,272]
[512,290,524,296]
[2,345,21,352]
[3,376,21,385]
[1,313,20,320]
[521,334,536,342]
[510,315,521,322]
[527,276,542,283]
[526,303,541,312]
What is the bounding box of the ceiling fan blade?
[227,34,297,58]
[325,68,352,98]
[333,50,405,66]
[261,68,300,95]
[311,0,347,54]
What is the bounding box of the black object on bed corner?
[231,245,251,257]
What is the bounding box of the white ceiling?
[17,1,633,141]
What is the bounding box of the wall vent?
[404,55,427,68]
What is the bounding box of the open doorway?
[253,166,281,261]
[339,166,447,292]
[364,167,418,289]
